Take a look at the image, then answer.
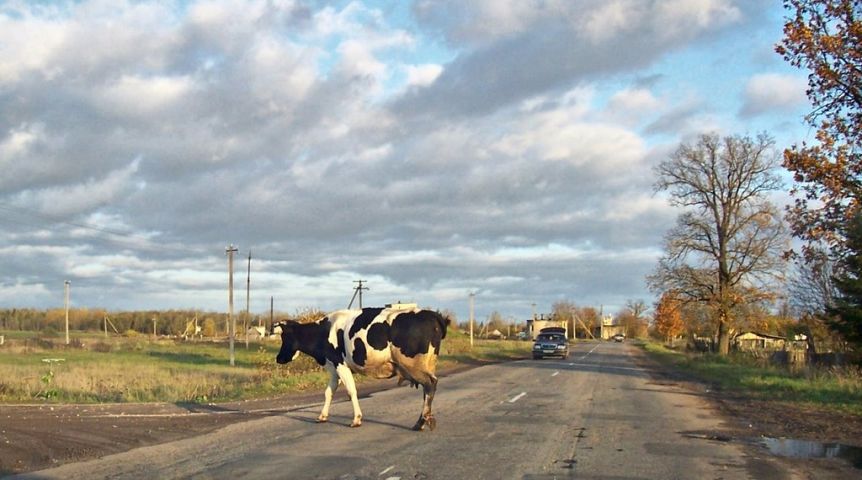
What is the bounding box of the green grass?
[641,341,862,416]
[0,330,530,404]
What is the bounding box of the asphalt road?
[11,342,793,480]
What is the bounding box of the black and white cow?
[272,306,449,431]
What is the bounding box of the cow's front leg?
[336,364,362,427]
[318,364,339,423]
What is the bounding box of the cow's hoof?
[316,416,328,423]
[425,416,436,431]
[350,421,362,428]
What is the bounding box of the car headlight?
[533,344,541,350]
[556,345,566,349]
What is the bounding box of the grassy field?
[0,331,530,404]
[641,341,862,416]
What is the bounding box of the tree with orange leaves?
[776,0,862,261]
[653,292,685,345]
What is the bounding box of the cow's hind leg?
[411,372,438,431]
[318,365,339,423]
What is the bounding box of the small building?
[733,331,787,352]
[247,326,268,340]
[600,315,625,340]
[486,329,505,340]
[526,317,567,339]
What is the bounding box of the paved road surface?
[11,342,792,479]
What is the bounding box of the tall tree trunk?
[717,318,731,355]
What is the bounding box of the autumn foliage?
[653,292,685,344]
[777,0,862,260]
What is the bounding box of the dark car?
[532,331,569,359]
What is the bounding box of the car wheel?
[533,355,542,360]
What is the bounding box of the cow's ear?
[272,320,294,335]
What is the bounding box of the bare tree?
[625,299,648,319]
[648,133,788,355]
[788,248,837,318]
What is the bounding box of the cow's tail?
[437,312,451,339]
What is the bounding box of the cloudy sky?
[0,0,812,323]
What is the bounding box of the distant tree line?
[0,308,276,337]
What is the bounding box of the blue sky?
[0,0,813,324]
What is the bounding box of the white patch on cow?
[292,350,300,361]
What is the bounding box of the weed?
[34,358,64,401]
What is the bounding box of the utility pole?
[469,292,475,348]
[226,244,238,367]
[64,280,71,345]
[269,296,273,331]
[348,280,368,309]
[245,250,251,349]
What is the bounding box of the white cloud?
[97,75,194,117]
[404,63,443,87]
[16,159,140,217]
[740,72,808,117]
[0,123,43,163]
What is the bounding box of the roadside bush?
[90,342,112,353]
[26,338,55,350]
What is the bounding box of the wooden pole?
[226,245,238,366]
[64,280,70,345]
[245,250,251,348]
[469,292,475,348]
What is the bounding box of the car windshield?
[537,334,563,341]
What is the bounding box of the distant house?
[247,326,268,341]
[526,318,568,339]
[486,329,505,340]
[600,315,625,340]
[733,331,787,352]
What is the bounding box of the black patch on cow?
[348,307,384,338]
[322,326,344,366]
[335,328,346,360]
[352,338,367,366]
[390,310,447,358]
[366,322,390,350]
[275,318,348,367]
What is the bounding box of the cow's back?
[389,309,448,375]
[340,308,395,376]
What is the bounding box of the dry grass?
[0,331,530,404]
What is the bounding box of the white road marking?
[508,392,527,403]
[379,466,394,476]
[566,362,644,373]
[551,371,559,377]
[578,344,600,360]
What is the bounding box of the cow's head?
[273,320,302,364]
